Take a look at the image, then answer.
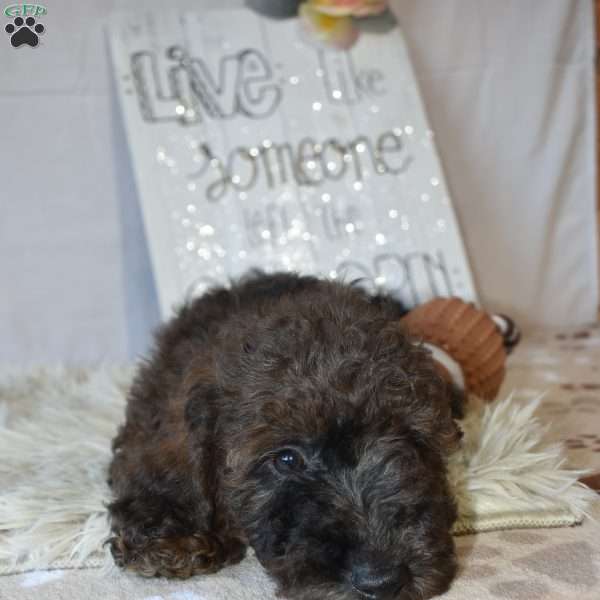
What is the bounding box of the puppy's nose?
[351,563,409,599]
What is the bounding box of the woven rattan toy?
[401,297,520,401]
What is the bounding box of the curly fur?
[108,272,462,600]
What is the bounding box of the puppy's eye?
[273,449,305,473]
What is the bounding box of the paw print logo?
[5,16,45,48]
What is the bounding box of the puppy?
[108,272,460,600]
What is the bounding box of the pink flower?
[299,0,387,49]
[299,3,359,49]
[306,0,388,18]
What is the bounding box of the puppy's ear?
[407,393,462,456]
[391,367,462,456]
[184,382,220,432]
[374,324,462,456]
[176,361,222,464]
[108,360,246,578]
[182,364,222,436]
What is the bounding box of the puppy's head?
[215,295,460,600]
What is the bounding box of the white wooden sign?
[108,9,477,318]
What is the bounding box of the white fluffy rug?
[0,367,595,575]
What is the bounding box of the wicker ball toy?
[400,297,520,401]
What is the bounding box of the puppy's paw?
[108,531,246,578]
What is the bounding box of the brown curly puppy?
[108,272,461,600]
